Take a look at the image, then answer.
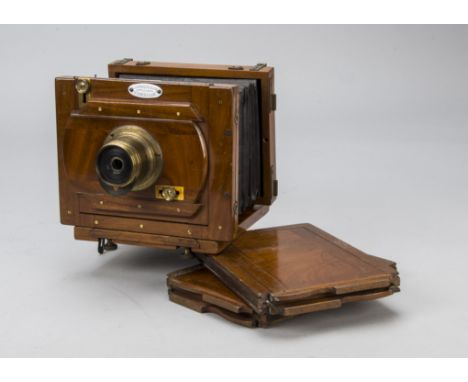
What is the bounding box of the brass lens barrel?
[96,126,163,195]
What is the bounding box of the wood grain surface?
[168,229,400,328]
[195,223,400,315]
[56,61,277,253]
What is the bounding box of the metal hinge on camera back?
[228,62,267,71]
[250,63,267,71]
[112,58,133,65]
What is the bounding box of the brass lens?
[96,126,163,195]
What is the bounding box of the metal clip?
[249,63,267,71]
[271,94,277,111]
[112,58,133,65]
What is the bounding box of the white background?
[0,25,467,356]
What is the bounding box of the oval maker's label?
[128,83,163,99]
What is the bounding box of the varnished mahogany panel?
[56,76,256,252]
[74,227,229,254]
[78,193,202,221]
[167,260,398,328]
[195,223,400,314]
[168,290,258,328]
[168,265,253,314]
[57,62,276,254]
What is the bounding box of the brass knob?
[75,78,90,94]
[161,187,177,201]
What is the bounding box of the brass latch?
[155,185,184,201]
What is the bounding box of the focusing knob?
[161,187,178,201]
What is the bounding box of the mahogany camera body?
[56,60,277,254]
[56,60,400,327]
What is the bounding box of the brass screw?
[67,210,72,215]
[139,224,144,229]
[176,208,181,213]
[137,109,141,114]
[176,112,181,117]
[98,107,102,112]
[99,201,104,205]
[218,225,222,230]
[187,229,192,235]
[218,99,223,105]
[137,204,142,209]
[94,220,99,225]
